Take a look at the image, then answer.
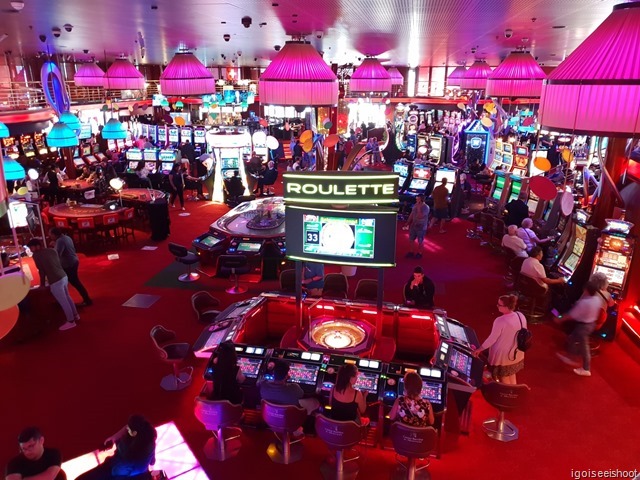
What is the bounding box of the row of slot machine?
[71,143,107,169]
[2,133,58,160]
[124,148,181,175]
[135,123,207,152]
[393,162,458,197]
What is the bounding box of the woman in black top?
[404,266,436,309]
[329,364,369,426]
[209,341,245,405]
[168,163,185,210]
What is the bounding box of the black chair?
[515,274,547,323]
[492,217,506,249]
[390,423,438,480]
[322,273,349,299]
[191,291,221,323]
[279,269,296,293]
[354,279,378,301]
[481,382,530,442]
[217,255,251,294]
[168,243,200,282]
[150,325,193,391]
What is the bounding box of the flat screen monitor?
[354,372,379,393]
[593,265,625,289]
[128,161,139,171]
[73,157,85,167]
[221,158,239,170]
[503,143,513,154]
[409,178,428,191]
[81,145,91,156]
[287,362,320,386]
[79,123,92,140]
[446,322,468,343]
[145,162,157,174]
[7,202,29,228]
[157,127,167,142]
[509,178,522,202]
[413,166,431,180]
[85,156,98,164]
[236,242,262,253]
[528,192,539,214]
[516,146,528,156]
[421,381,443,404]
[543,199,554,221]
[237,356,263,378]
[502,153,513,167]
[303,215,374,259]
[194,128,206,144]
[198,235,222,248]
[448,348,473,379]
[143,150,158,161]
[127,150,143,161]
[492,175,506,200]
[563,252,580,274]
[434,169,456,194]
[168,128,179,143]
[393,163,408,178]
[161,162,174,174]
[490,152,503,170]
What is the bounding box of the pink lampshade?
[387,67,404,86]
[160,52,215,96]
[486,51,546,97]
[459,60,492,90]
[103,58,145,90]
[74,63,105,87]
[539,2,640,135]
[259,41,338,106]
[447,65,467,87]
[350,58,392,93]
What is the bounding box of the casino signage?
[283,171,399,204]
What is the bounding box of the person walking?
[169,163,185,210]
[405,194,430,258]
[49,227,92,307]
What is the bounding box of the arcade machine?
[157,125,168,147]
[107,139,117,152]
[148,125,158,145]
[168,126,180,148]
[319,355,385,407]
[264,348,325,396]
[71,147,86,170]
[92,143,107,163]
[527,190,541,218]
[512,145,529,177]
[180,126,193,146]
[143,148,159,174]
[34,133,49,159]
[408,164,432,195]
[535,190,567,237]
[193,126,207,155]
[83,145,99,165]
[159,149,179,174]
[209,132,251,203]
[2,136,20,159]
[505,174,525,204]
[591,219,635,340]
[125,148,144,172]
[20,134,37,158]
[464,119,493,170]
[433,312,480,351]
[393,161,409,191]
[490,139,504,170]
[140,123,148,140]
[501,143,514,172]
[429,135,453,165]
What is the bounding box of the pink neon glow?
[74,63,105,87]
[350,58,392,93]
[103,59,145,90]
[447,66,467,87]
[259,41,338,106]
[539,2,640,135]
[459,60,492,90]
[387,67,404,85]
[160,52,215,96]
[486,52,546,97]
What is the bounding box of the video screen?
[563,253,580,273]
[573,225,586,256]
[143,150,158,161]
[448,348,472,379]
[509,179,522,202]
[161,162,174,173]
[181,128,192,141]
[502,153,513,167]
[8,202,29,228]
[127,150,143,161]
[158,128,167,142]
[490,152,503,170]
[354,372,379,393]
[543,200,554,221]
[128,161,139,170]
[593,265,625,289]
[302,214,375,259]
[82,145,91,155]
[168,128,179,143]
[204,330,227,350]
[79,123,92,140]
[288,362,320,386]
[516,146,528,156]
[393,163,408,178]
[237,242,262,253]
[528,192,539,214]
[199,235,222,248]
[413,166,431,180]
[409,179,428,191]
[503,143,513,154]
[237,356,262,378]
[221,158,239,170]
[421,381,443,403]
[149,126,157,142]
[145,162,157,174]
[446,322,468,343]
[74,157,86,166]
[492,175,506,200]
[434,169,456,194]
[159,150,176,162]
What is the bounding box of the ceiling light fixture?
[10,1,24,11]
[486,51,547,97]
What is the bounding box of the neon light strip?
[283,174,399,180]
[287,205,397,215]
[287,255,395,268]
[284,198,397,204]
[622,318,640,343]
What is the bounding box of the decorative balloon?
[533,156,551,172]
[266,136,279,150]
[483,102,495,112]
[302,139,314,152]
[323,121,333,130]
[0,305,19,341]
[561,149,573,162]
[480,117,493,128]
[175,116,186,126]
[252,130,267,145]
[163,106,171,112]
[300,130,313,143]
[0,272,30,311]
[324,134,340,148]
[529,176,558,201]
[163,114,173,123]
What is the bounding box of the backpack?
[513,312,532,359]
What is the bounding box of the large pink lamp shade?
[459,60,492,90]
[160,52,215,96]
[486,51,546,98]
[539,1,640,135]
[103,58,145,90]
[74,63,105,88]
[259,41,338,106]
[447,65,467,87]
[387,67,404,86]
[350,58,392,93]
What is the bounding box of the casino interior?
[2,1,640,480]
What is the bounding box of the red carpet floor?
[2,187,640,480]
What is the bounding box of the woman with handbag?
[473,294,526,385]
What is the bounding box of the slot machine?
[33,133,49,158]
[193,126,207,152]
[381,363,447,413]
[433,313,480,351]
[513,145,529,177]
[318,355,384,404]
[2,137,20,159]
[505,175,526,205]
[180,126,193,145]
[142,148,159,174]
[157,125,167,147]
[125,148,144,172]
[433,340,485,388]
[20,134,36,158]
[71,147,85,169]
[159,149,178,174]
[490,139,504,170]
[501,143,514,172]
[463,119,492,169]
[429,135,443,164]
[393,161,409,190]
[148,125,157,144]
[486,171,512,213]
[591,219,635,340]
[107,139,117,152]
[433,166,463,217]
[262,349,324,395]
[408,164,432,195]
[124,130,134,148]
[141,123,149,139]
[527,190,541,217]
[167,126,180,147]
[226,238,265,281]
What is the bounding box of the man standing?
[429,178,449,234]
[405,194,430,258]
[5,427,63,480]
[504,193,529,229]
[49,227,92,307]
[26,238,79,331]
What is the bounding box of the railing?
[0,83,49,111]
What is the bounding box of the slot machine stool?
[316,415,363,480]
[390,424,438,480]
[481,382,530,442]
[194,397,244,461]
[261,400,308,464]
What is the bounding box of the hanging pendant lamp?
[0,122,9,139]
[46,122,78,148]
[58,111,82,135]
[160,52,215,96]
[486,51,546,98]
[102,118,127,140]
[74,63,105,88]
[103,58,144,90]
[350,57,392,94]
[387,67,404,86]
[2,156,26,181]
[259,41,338,106]
[539,1,640,135]
[460,60,492,90]
[447,65,468,87]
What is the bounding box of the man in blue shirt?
[302,262,324,296]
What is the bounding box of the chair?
[279,269,296,293]
[53,216,70,230]
[390,423,438,480]
[481,381,530,442]
[76,217,96,246]
[515,274,547,323]
[479,212,494,246]
[194,397,244,461]
[150,325,193,391]
[322,273,349,299]
[191,291,221,323]
[168,243,200,282]
[101,213,120,244]
[217,255,251,294]
[315,415,363,480]
[370,336,396,363]
[261,400,308,464]
[279,325,301,349]
[120,207,136,243]
[492,217,506,249]
[354,279,378,302]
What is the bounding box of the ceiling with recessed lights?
[0,0,627,67]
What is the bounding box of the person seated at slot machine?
[259,360,320,416]
[504,193,530,229]
[329,364,370,426]
[302,262,324,297]
[134,162,152,188]
[502,225,528,258]
[517,218,552,252]
[207,341,245,405]
[223,171,244,204]
[520,246,566,301]
[404,266,436,309]
[389,371,434,427]
[256,161,278,196]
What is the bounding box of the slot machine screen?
[221,158,239,170]
[161,162,174,174]
[128,161,140,171]
[563,253,580,274]
[145,162,157,174]
[141,124,148,138]
[409,179,428,191]
[181,128,192,143]
[509,178,522,202]
[198,235,223,248]
[421,381,443,403]
[502,153,513,167]
[236,242,262,253]
[79,123,92,140]
[573,225,586,255]
[446,322,468,344]
[528,192,539,214]
[434,169,456,193]
[287,362,320,386]
[393,163,408,178]
[503,143,513,154]
[168,128,179,143]
[592,265,626,289]
[448,348,473,379]
[413,166,431,180]
[74,157,85,167]
[354,372,379,393]
[203,329,227,351]
[490,151,503,170]
[492,175,506,200]
[149,126,157,142]
[237,356,263,378]
[194,128,206,144]
[143,150,158,161]
[543,199,554,221]
[81,145,91,155]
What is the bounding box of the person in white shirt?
[520,246,565,291]
[502,224,528,258]
[517,218,551,252]
[555,273,614,377]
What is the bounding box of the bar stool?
[120,207,136,243]
[390,423,438,480]
[261,400,307,464]
[481,382,530,442]
[194,397,243,461]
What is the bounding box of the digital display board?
[303,213,375,259]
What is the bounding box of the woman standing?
[169,163,185,210]
[389,371,434,427]
[473,294,525,385]
[329,364,369,426]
